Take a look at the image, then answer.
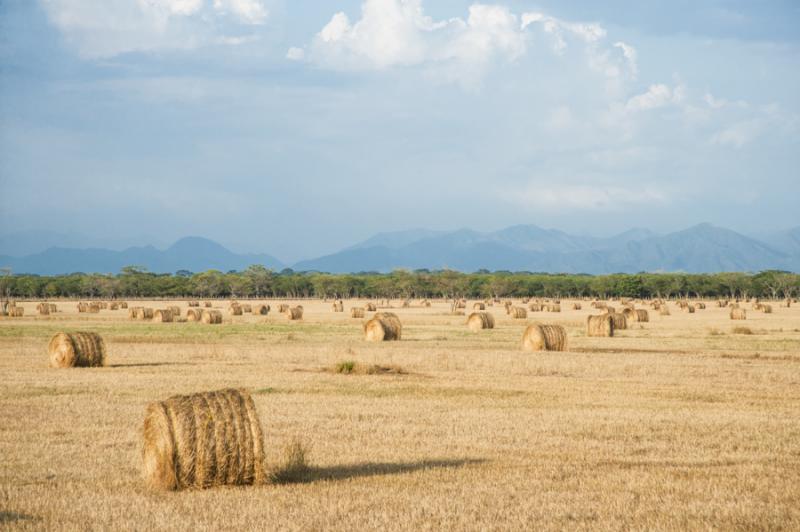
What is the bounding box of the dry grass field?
[1,299,800,530]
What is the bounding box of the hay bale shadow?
[275,458,486,485]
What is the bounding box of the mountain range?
[1,224,799,275]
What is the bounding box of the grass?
[732,326,754,335]
[1,298,799,530]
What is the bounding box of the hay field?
[2,299,800,530]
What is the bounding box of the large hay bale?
[186,309,202,322]
[350,307,365,318]
[141,388,266,491]
[253,304,270,316]
[168,306,181,317]
[521,324,568,352]
[510,307,527,319]
[587,314,614,337]
[201,310,223,324]
[364,312,402,341]
[610,312,627,330]
[466,311,495,331]
[48,332,106,368]
[332,301,344,313]
[285,306,304,320]
[730,308,747,320]
[473,302,485,310]
[153,309,174,323]
[365,302,377,312]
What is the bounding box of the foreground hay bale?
[48,332,106,368]
[587,314,614,337]
[466,312,495,331]
[186,309,202,322]
[350,307,365,318]
[364,312,402,341]
[510,307,527,319]
[141,388,266,491]
[730,308,747,320]
[201,310,223,324]
[253,304,270,316]
[521,324,568,352]
[153,309,174,323]
[285,306,304,320]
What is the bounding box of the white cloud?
[613,42,638,79]
[505,183,668,211]
[710,120,763,148]
[39,0,268,57]
[286,46,305,61]
[626,83,685,112]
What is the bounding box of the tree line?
[1,266,798,301]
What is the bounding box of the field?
[2,299,800,530]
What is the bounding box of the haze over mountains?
[1,224,799,275]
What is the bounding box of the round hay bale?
[136,308,154,320]
[141,388,266,491]
[277,304,290,314]
[521,324,568,352]
[87,304,100,313]
[587,314,614,337]
[622,307,636,320]
[635,309,649,322]
[186,309,202,322]
[240,304,252,313]
[188,301,200,307]
[109,302,120,311]
[603,306,616,315]
[473,302,485,310]
[659,305,670,316]
[350,307,365,318]
[364,312,402,341]
[421,300,431,308]
[686,305,696,313]
[695,302,706,310]
[332,301,344,313]
[38,303,50,316]
[572,303,581,310]
[610,312,627,330]
[204,302,212,308]
[761,304,772,314]
[528,303,542,312]
[365,302,377,312]
[153,309,174,323]
[168,306,181,317]
[10,307,24,317]
[48,332,106,368]
[229,305,243,316]
[128,307,141,319]
[120,302,128,309]
[285,306,304,320]
[77,302,88,313]
[201,310,223,324]
[511,307,527,319]
[548,304,561,313]
[253,304,270,316]
[466,311,494,331]
[730,308,747,320]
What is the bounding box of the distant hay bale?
[48,332,106,368]
[730,308,747,320]
[610,312,627,330]
[253,304,270,316]
[686,305,696,313]
[466,311,494,331]
[402,300,411,308]
[473,302,485,310]
[635,309,649,322]
[783,299,791,308]
[761,304,773,314]
[153,309,174,323]
[603,306,616,315]
[141,388,266,491]
[659,305,670,316]
[717,300,727,307]
[120,302,128,309]
[521,324,568,352]
[109,302,119,311]
[572,303,581,310]
[364,312,402,341]
[240,304,252,313]
[277,304,290,313]
[136,308,154,320]
[365,302,377,312]
[285,306,304,320]
[128,307,141,319]
[528,303,541,312]
[350,307,365,318]
[186,309,202,322]
[695,302,706,310]
[9,307,24,317]
[204,302,212,308]
[168,306,181,317]
[201,310,223,324]
[37,303,50,315]
[510,307,527,319]
[587,314,614,337]
[188,301,200,307]
[87,304,100,313]
[332,301,344,312]
[229,305,243,316]
[77,303,88,313]
[548,304,561,313]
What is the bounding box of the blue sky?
[1,0,798,262]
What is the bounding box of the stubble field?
[1,299,799,530]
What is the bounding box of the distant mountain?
[0,237,283,275]
[2,224,798,275]
[0,230,166,257]
[294,223,798,274]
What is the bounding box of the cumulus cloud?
[39,0,269,57]
[626,83,685,112]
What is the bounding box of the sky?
[1,0,798,263]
